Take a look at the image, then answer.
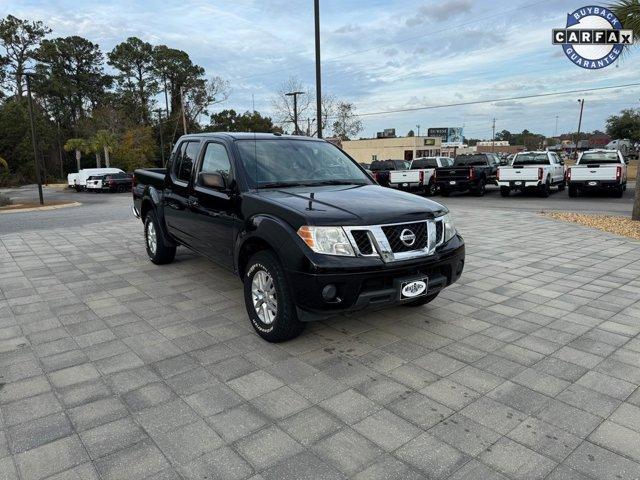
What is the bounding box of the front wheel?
[144,212,176,265]
[402,292,439,307]
[244,251,305,342]
[424,180,437,196]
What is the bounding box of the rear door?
[164,140,200,244]
[549,153,564,183]
[188,141,237,268]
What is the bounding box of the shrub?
[0,194,12,206]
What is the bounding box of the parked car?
[133,133,465,342]
[435,153,500,196]
[104,172,133,193]
[86,175,107,192]
[369,159,410,187]
[567,149,627,197]
[497,151,565,197]
[73,168,125,191]
[389,157,453,196]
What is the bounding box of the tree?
[407,130,415,137]
[35,36,111,129]
[331,102,363,140]
[152,45,204,114]
[606,109,640,141]
[0,156,7,170]
[0,15,50,97]
[108,37,158,123]
[184,75,230,123]
[64,138,88,171]
[111,125,155,172]
[610,1,640,45]
[207,109,282,133]
[93,130,117,167]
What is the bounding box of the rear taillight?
[132,174,137,189]
[616,165,622,182]
[538,168,543,180]
[567,168,571,180]
[469,168,475,180]
[419,171,424,183]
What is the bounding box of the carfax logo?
[552,5,633,69]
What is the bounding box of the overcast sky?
[3,0,639,139]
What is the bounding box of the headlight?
[441,214,457,242]
[297,226,355,256]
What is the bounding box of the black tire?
[244,250,305,342]
[557,182,565,192]
[440,188,450,197]
[500,186,510,197]
[614,186,624,198]
[568,185,578,197]
[424,180,437,197]
[473,180,486,196]
[144,211,176,265]
[74,185,82,192]
[402,292,439,307]
[116,184,126,193]
[539,178,550,198]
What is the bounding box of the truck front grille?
[381,222,428,253]
[351,230,374,255]
[435,220,444,245]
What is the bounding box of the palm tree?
[63,138,88,172]
[93,130,117,168]
[610,1,640,55]
[0,156,7,171]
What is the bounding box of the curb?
[0,202,82,214]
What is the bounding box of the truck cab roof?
[176,132,323,142]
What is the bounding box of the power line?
[346,82,640,119]
[232,0,553,83]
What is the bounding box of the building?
[476,144,525,155]
[342,136,442,164]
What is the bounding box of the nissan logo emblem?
[399,229,416,247]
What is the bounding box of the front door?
[188,141,236,268]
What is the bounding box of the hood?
[247,184,447,226]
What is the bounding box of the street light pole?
[285,91,304,135]
[574,99,585,159]
[314,0,323,139]
[25,73,44,205]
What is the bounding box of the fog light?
[322,284,338,301]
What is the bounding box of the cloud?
[406,0,473,27]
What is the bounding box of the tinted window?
[513,153,550,165]
[370,160,393,171]
[579,152,620,164]
[454,155,488,166]
[392,160,411,170]
[178,142,199,182]
[412,158,438,168]
[200,143,232,184]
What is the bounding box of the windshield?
[579,152,620,164]
[513,153,549,166]
[236,139,371,188]
[454,155,487,166]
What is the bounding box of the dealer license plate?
[449,180,456,185]
[400,278,429,299]
[588,181,597,186]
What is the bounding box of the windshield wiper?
[313,180,368,186]
[257,181,316,189]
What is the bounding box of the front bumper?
[287,235,465,320]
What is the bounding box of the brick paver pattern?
[1,207,639,480]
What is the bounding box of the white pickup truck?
[389,157,453,195]
[567,149,627,198]
[497,151,565,197]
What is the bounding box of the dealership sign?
[427,127,464,146]
[553,6,633,69]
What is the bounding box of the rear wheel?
[473,180,486,196]
[557,182,565,192]
[402,292,439,307]
[500,186,510,197]
[539,177,550,198]
[424,180,437,196]
[568,185,578,197]
[116,184,126,193]
[614,185,624,198]
[244,250,305,342]
[144,211,176,265]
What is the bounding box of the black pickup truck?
[435,153,500,196]
[132,133,465,342]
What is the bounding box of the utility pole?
[285,91,304,135]
[554,115,559,138]
[180,86,188,135]
[314,0,323,138]
[492,118,496,153]
[574,99,585,159]
[416,124,421,138]
[25,73,44,205]
[155,109,166,167]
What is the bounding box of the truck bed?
[499,165,541,181]
[134,168,166,187]
[570,164,619,181]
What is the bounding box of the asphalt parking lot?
[0,186,639,479]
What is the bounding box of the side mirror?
[199,171,226,190]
